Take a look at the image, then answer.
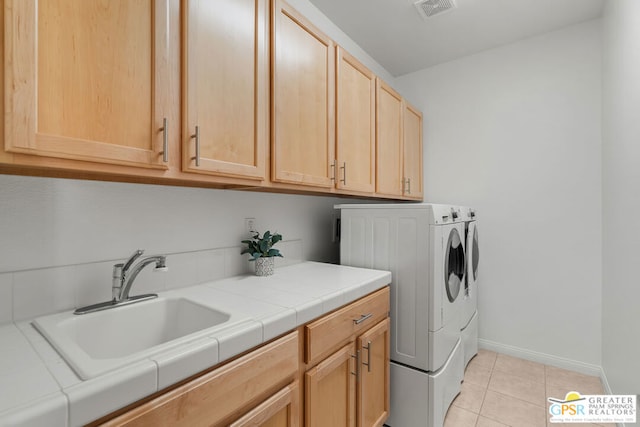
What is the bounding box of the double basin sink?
[34,297,240,380]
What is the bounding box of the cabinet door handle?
[330,160,336,181]
[362,341,372,372]
[160,118,168,163]
[340,162,347,185]
[351,350,360,379]
[191,126,200,167]
[407,178,411,194]
[354,313,372,325]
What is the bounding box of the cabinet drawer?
[305,287,389,365]
[102,331,299,427]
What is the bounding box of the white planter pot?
[255,257,275,276]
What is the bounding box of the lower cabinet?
[230,381,300,427]
[95,287,390,427]
[357,318,391,427]
[304,319,390,427]
[304,288,390,427]
[305,343,357,426]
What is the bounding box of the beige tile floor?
[443,349,613,427]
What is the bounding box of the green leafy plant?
[241,230,284,261]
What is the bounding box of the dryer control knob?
[452,210,459,219]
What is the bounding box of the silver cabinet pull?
[362,341,371,372]
[330,160,336,181]
[351,350,360,379]
[191,126,200,167]
[160,118,168,163]
[340,162,347,185]
[402,177,412,194]
[354,313,372,325]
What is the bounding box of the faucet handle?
[112,263,124,301]
[122,249,144,272]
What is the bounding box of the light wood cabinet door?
[4,0,170,169]
[357,318,390,427]
[230,381,299,427]
[305,343,356,427]
[182,0,267,180]
[336,47,375,193]
[375,79,403,197]
[403,102,423,199]
[272,0,335,188]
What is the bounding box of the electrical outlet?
[245,218,256,234]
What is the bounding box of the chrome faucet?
[74,249,168,315]
[112,250,167,302]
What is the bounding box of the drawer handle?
[362,341,371,372]
[353,313,372,325]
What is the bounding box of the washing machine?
[460,207,479,368]
[337,203,466,427]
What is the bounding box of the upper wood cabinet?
[182,0,268,180]
[403,102,424,199]
[376,79,424,199]
[4,0,170,169]
[2,0,422,200]
[271,0,335,188]
[375,80,404,197]
[335,47,376,194]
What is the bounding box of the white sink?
[34,297,236,379]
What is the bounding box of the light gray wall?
[395,20,603,368]
[602,0,640,395]
[0,175,343,273]
[0,175,346,322]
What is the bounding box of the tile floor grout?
[443,349,611,427]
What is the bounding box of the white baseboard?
[478,338,602,377]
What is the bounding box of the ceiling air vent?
[413,0,457,19]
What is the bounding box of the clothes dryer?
[460,207,479,368]
[337,203,466,427]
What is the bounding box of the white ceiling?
[307,0,605,76]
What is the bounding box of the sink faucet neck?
[111,250,167,302]
[75,249,167,315]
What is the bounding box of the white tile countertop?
[0,261,391,427]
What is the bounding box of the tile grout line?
[474,352,496,426]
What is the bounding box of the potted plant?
[241,230,283,276]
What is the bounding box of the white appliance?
[460,207,479,368]
[337,203,466,427]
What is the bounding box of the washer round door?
[445,227,465,303]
